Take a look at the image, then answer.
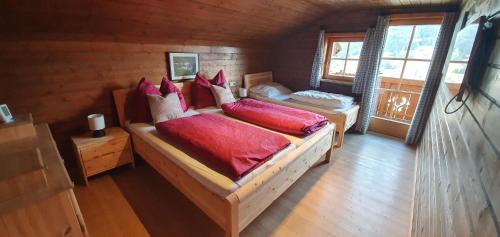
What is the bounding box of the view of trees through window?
[379,24,441,80]
[328,41,363,76]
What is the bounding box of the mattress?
[127,111,331,197]
[290,90,354,109]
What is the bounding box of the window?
[322,32,365,82]
[444,23,477,84]
[443,22,478,95]
[373,13,443,125]
[379,24,442,80]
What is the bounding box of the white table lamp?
[87,114,106,137]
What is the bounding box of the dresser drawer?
[80,137,129,162]
[84,148,133,176]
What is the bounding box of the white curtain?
[406,12,459,144]
[310,29,326,89]
[353,16,389,133]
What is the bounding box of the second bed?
[244,71,359,147]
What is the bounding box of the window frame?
[322,32,366,83]
[379,13,444,81]
[389,12,445,26]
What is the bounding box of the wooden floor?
[73,133,416,237]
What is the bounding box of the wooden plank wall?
[0,41,271,167]
[412,0,500,236]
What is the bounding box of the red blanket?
[222,99,328,136]
[155,114,290,180]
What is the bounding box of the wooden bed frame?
[112,81,335,237]
[244,71,359,148]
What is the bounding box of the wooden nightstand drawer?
[84,148,133,176]
[80,137,129,161]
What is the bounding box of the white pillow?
[249,82,292,98]
[147,93,185,124]
[210,84,236,108]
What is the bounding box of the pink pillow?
[132,78,162,123]
[192,70,226,109]
[160,76,188,112]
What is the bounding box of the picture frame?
[168,52,199,81]
[0,104,13,123]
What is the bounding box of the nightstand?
[71,127,134,185]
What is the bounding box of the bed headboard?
[112,81,193,128]
[244,72,273,90]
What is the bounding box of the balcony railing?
[374,77,423,124]
[373,77,461,124]
[374,87,421,123]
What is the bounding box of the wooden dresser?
[0,114,87,237]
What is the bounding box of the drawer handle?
[101,151,115,156]
[89,151,115,161]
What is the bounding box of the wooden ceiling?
[0,0,461,45]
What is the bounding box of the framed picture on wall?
[168,52,199,81]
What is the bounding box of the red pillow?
[192,70,226,109]
[159,76,188,112]
[132,78,162,123]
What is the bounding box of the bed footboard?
[131,133,228,228]
[234,125,334,232]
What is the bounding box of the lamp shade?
[238,88,248,98]
[87,114,105,131]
